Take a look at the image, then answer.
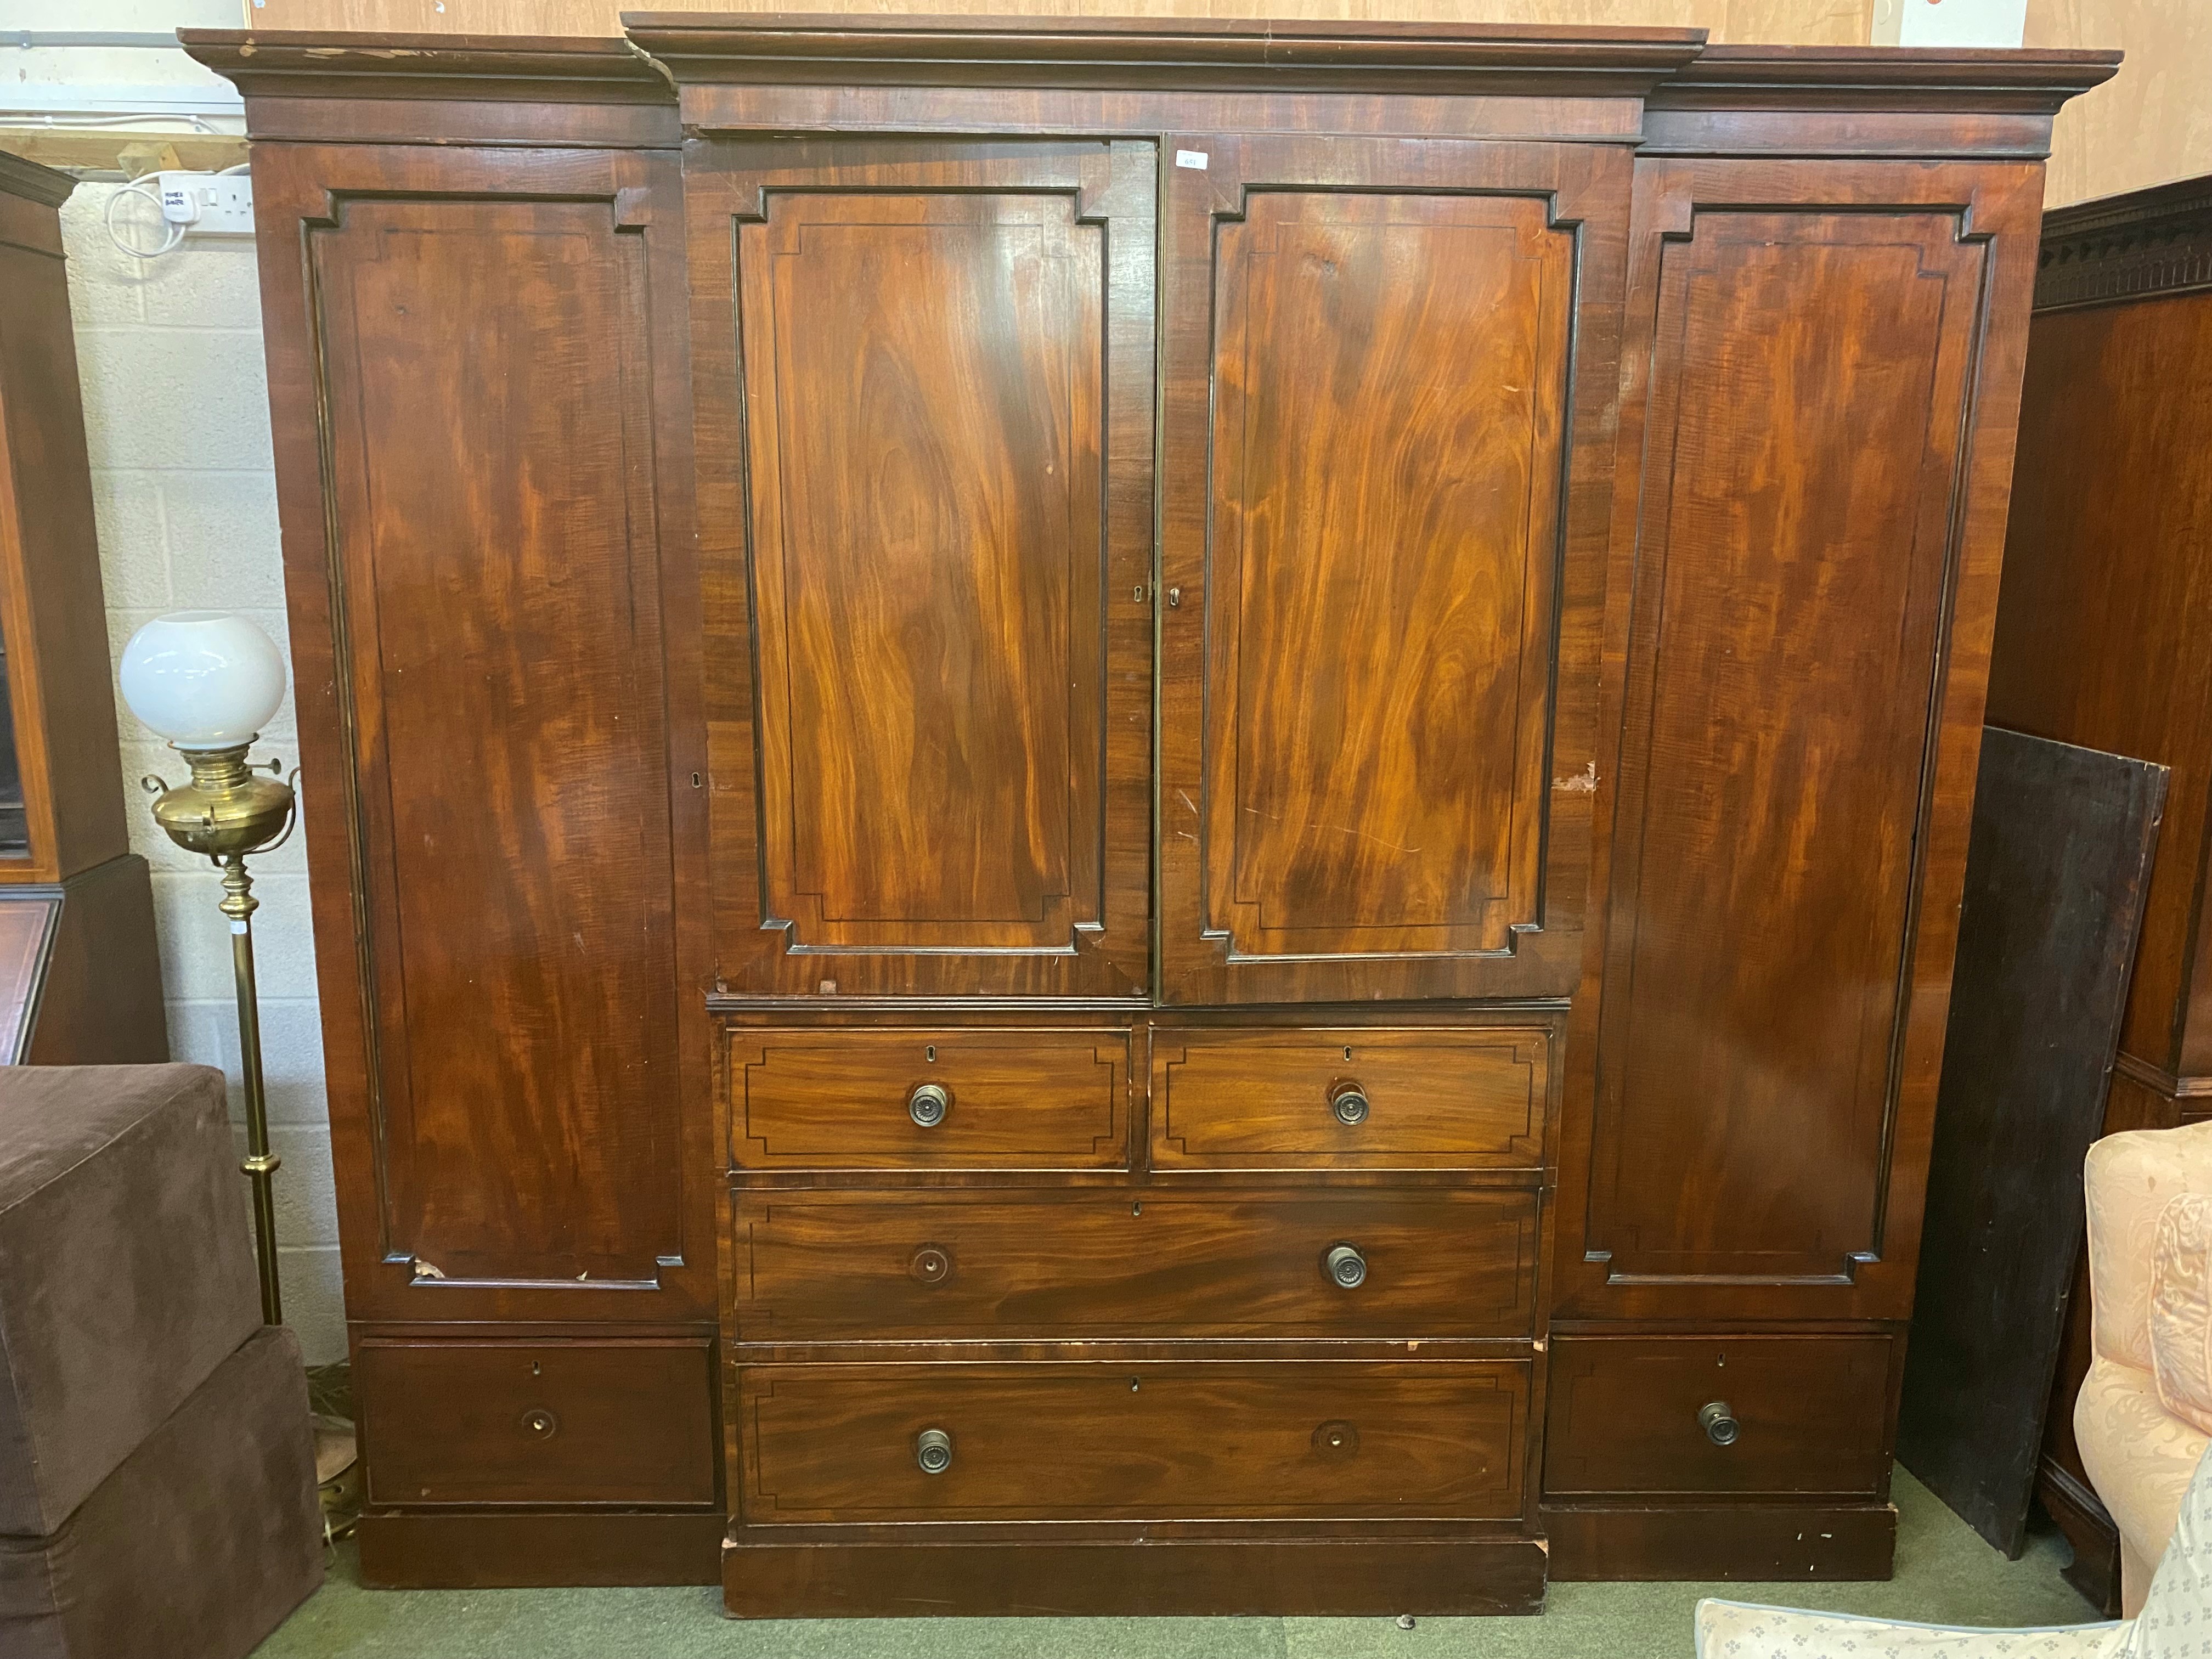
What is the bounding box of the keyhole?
[924,1045,936,1062]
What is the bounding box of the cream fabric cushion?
[2121,1441,2212,1658]
[2149,1192,2212,1436]
[1693,1601,2125,1657]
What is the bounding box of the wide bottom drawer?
[737,1361,1528,1523]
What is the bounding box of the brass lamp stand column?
[144,746,296,1325]
[119,611,298,1330]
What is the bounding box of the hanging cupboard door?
[1553,157,2048,1323]
[1157,136,1632,1006]
[691,139,1155,1001]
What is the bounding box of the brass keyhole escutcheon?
[1330,1081,1370,1125]
[1699,1400,1741,1447]
[1313,1419,1361,1458]
[521,1408,559,1441]
[909,1082,950,1127]
[910,1244,952,1284]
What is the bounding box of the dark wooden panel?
[1561,156,2051,1322]
[731,1187,1538,1340]
[726,1026,1128,1171]
[358,1339,716,1507]
[723,1534,1546,1618]
[1543,1334,1895,1498]
[308,186,686,1295]
[1898,728,2164,1556]
[1544,1501,1897,1581]
[358,1509,723,1589]
[1150,1025,1547,1173]
[18,856,167,1066]
[1158,134,1630,1006]
[0,157,130,887]
[1990,292,2212,1079]
[738,1361,1527,1522]
[694,139,1152,999]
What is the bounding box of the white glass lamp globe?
[119,611,287,751]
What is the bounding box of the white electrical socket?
[154,170,255,237]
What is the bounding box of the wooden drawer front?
[1152,1027,1546,1171]
[1542,1334,1895,1499]
[740,1362,1527,1522]
[359,1339,716,1507]
[733,1188,1537,1340]
[727,1028,1128,1170]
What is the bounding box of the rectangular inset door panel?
[1560,157,2047,1321]
[307,178,691,1303]
[692,140,1153,998]
[1159,136,1632,1004]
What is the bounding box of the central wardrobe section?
[693,123,1616,1610]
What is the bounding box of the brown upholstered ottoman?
[0,1065,323,1658]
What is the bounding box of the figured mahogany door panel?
[1150,1025,1549,1173]
[738,1361,1527,1522]
[302,175,696,1309]
[358,1338,717,1508]
[691,140,1152,998]
[1159,136,1631,1005]
[726,1026,1130,1171]
[1560,160,2050,1321]
[1542,1334,1895,1499]
[731,1187,1538,1340]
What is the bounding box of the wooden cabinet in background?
[1986,173,2212,1612]
[186,17,2115,1615]
[0,153,164,1066]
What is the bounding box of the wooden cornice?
[619,13,1707,96]
[178,30,675,105]
[179,19,2120,128]
[0,150,76,209]
[1651,43,2118,114]
[2036,172,2212,312]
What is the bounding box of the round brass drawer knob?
[1699,1400,1741,1447]
[910,1244,952,1284]
[1330,1084,1370,1126]
[520,1408,559,1441]
[1324,1243,1368,1289]
[915,1427,953,1475]
[908,1083,950,1128]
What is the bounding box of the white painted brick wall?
[63,185,346,1365]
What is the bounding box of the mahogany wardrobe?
[185,16,2114,1616]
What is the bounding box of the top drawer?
[727,1028,1130,1171]
[1150,1026,1548,1172]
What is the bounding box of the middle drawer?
[731,1187,1538,1341]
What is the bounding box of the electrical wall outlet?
[1871,0,2029,48]
[154,170,255,237]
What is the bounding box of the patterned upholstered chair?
[0,1064,323,1658]
[2075,1119,2212,1616]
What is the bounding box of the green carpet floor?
[252,1469,2107,1659]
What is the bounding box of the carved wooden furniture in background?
[184,18,2115,1614]
[0,154,165,1066]
[1987,171,2212,1613]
